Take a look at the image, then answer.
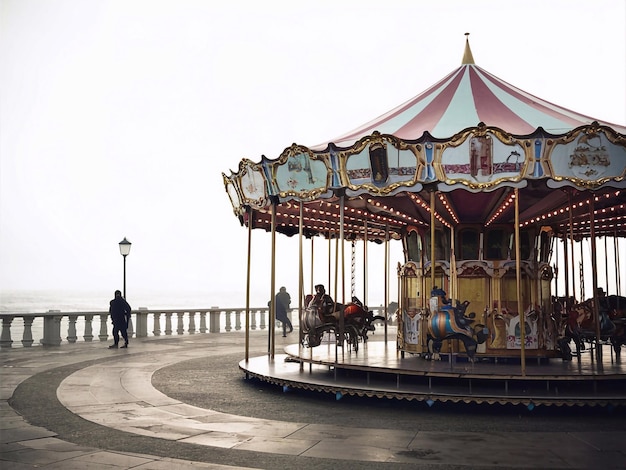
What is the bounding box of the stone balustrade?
[0,306,391,349]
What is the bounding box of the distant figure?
[275,287,293,337]
[308,284,335,318]
[109,290,132,349]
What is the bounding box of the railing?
[0,306,390,349]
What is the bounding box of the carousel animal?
[425,288,487,362]
[301,286,385,352]
[554,294,625,360]
[486,308,507,349]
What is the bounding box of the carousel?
[224,36,626,407]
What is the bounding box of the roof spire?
[462,32,475,65]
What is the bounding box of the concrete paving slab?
[2,331,626,470]
[180,430,255,449]
[301,438,397,461]
[132,456,256,469]
[232,435,320,456]
[0,424,57,443]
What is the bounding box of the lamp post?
[119,237,132,298]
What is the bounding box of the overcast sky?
[1,0,625,308]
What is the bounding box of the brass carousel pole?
[515,188,526,375]
[334,236,339,308]
[384,224,389,342]
[328,235,332,295]
[363,219,368,307]
[430,190,436,295]
[589,195,602,361]
[450,226,457,303]
[616,234,622,296]
[245,206,252,362]
[299,201,304,357]
[604,235,609,294]
[340,194,346,349]
[568,191,576,300]
[310,237,314,296]
[269,201,277,359]
[563,237,569,300]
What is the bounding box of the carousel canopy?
[224,37,626,242]
[314,37,626,149]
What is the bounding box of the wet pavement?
[1,331,625,469]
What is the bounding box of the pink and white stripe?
[315,64,626,149]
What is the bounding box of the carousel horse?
[301,295,385,352]
[425,288,487,362]
[554,294,625,360]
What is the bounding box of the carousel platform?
[240,336,626,408]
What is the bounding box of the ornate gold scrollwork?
[338,132,424,195]
[435,126,530,189]
[271,144,333,201]
[544,123,626,188]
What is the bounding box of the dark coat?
[275,291,291,321]
[110,296,132,327]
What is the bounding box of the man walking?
[109,290,132,349]
[275,286,293,337]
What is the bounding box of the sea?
[0,288,265,314]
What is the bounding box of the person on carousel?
[431,286,451,307]
[308,284,336,319]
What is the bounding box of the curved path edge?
[3,333,626,469]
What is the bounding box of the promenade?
[2,330,625,470]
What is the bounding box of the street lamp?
[119,237,132,298]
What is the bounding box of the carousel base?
[239,338,626,408]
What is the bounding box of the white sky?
[1,0,625,308]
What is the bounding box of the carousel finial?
[462,32,475,65]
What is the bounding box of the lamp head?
[119,237,132,256]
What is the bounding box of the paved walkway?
[1,331,625,469]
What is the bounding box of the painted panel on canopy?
[341,134,422,194]
[224,175,243,214]
[545,126,626,186]
[437,128,528,187]
[273,145,330,200]
[239,160,268,209]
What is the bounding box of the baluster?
[199,312,207,333]
[99,313,109,341]
[67,315,78,343]
[225,310,232,332]
[127,314,135,339]
[165,312,173,335]
[260,309,267,330]
[84,314,94,342]
[251,309,257,330]
[153,312,161,336]
[235,310,242,331]
[177,312,185,335]
[22,316,34,348]
[0,316,14,349]
[188,311,196,334]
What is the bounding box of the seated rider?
[308,284,335,319]
[431,286,451,307]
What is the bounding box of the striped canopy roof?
[315,38,626,150]
[224,38,626,242]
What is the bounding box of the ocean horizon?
[0,288,265,314]
[0,288,394,315]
